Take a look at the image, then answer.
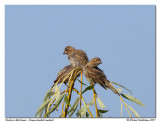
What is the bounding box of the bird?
[51,65,80,89]
[83,57,119,95]
[63,46,89,69]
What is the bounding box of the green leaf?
[37,111,43,117]
[42,90,55,104]
[76,112,80,117]
[77,79,88,86]
[69,102,79,117]
[88,96,95,106]
[116,88,122,94]
[46,93,65,115]
[68,98,79,117]
[54,85,61,111]
[64,94,72,107]
[111,81,132,94]
[47,91,55,97]
[35,98,52,117]
[41,90,55,113]
[78,104,90,117]
[82,85,94,94]
[86,112,90,117]
[127,105,140,117]
[97,109,109,113]
[97,96,106,109]
[121,94,144,107]
[81,110,86,117]
[68,97,79,113]
[54,85,60,99]
[43,89,52,102]
[121,100,123,117]
[38,91,54,117]
[98,112,103,118]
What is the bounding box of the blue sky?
[5,5,155,117]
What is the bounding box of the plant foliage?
[36,68,144,118]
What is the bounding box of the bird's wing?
[86,67,119,94]
[86,67,107,88]
[54,65,73,83]
[76,50,89,66]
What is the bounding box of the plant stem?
[91,83,98,117]
[61,94,66,117]
[72,88,93,117]
[79,71,83,117]
[120,96,132,117]
[64,80,74,117]
[44,67,80,117]
[61,77,73,117]
[63,69,79,117]
[121,100,122,117]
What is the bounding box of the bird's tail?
[105,80,120,95]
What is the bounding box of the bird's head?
[63,46,75,55]
[87,57,102,67]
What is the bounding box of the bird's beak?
[63,51,66,55]
[100,61,102,64]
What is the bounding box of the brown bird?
[51,65,80,89]
[63,46,89,68]
[83,57,119,95]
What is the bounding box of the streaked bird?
[83,57,119,95]
[63,46,89,68]
[51,65,80,89]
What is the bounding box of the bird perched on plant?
[51,65,80,89]
[83,57,119,95]
[63,46,89,69]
